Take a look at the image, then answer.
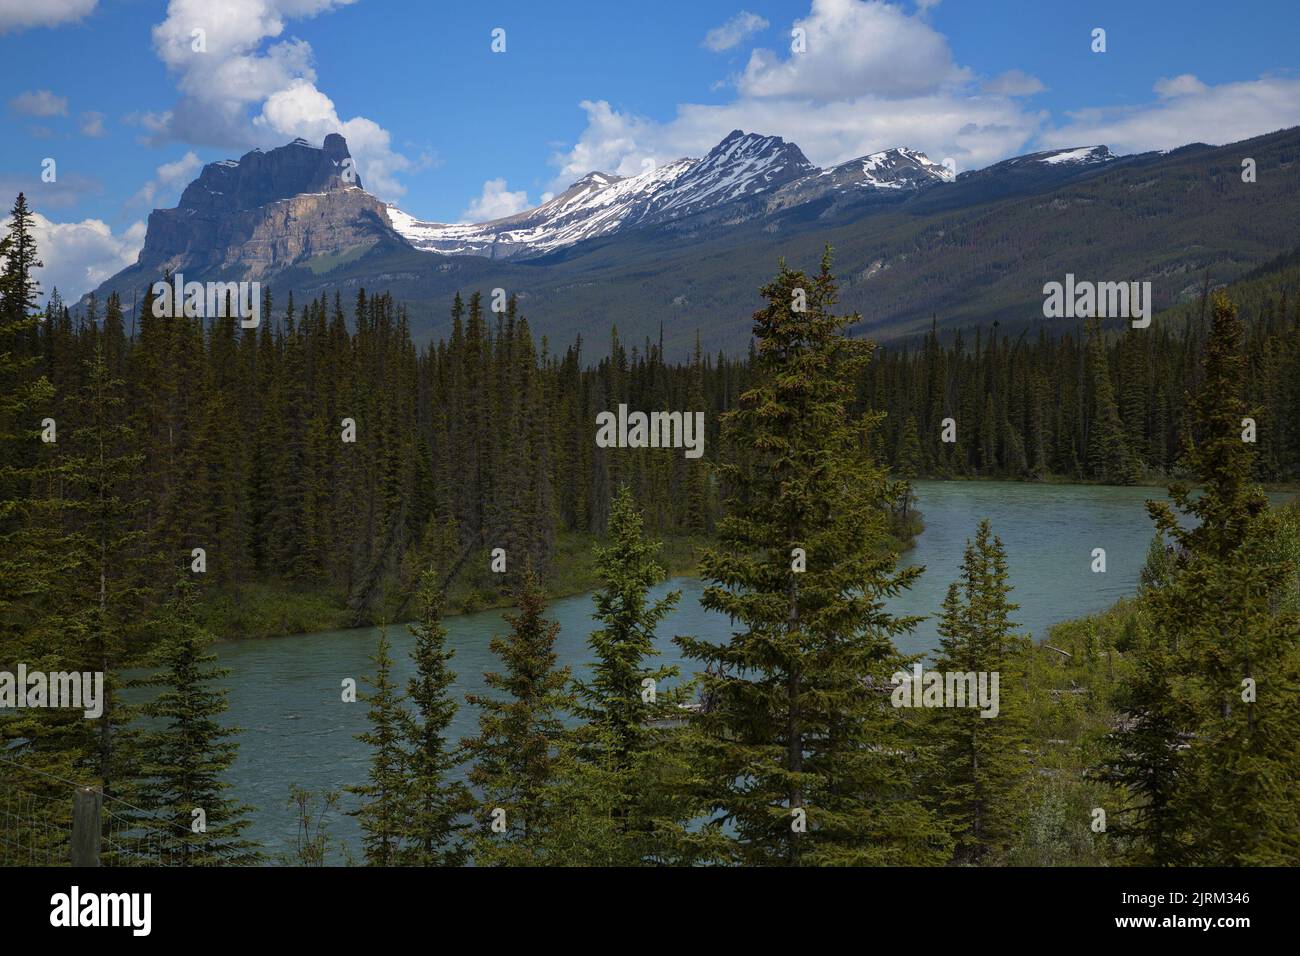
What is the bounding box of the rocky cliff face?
[129,134,401,282]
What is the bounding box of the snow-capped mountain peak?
[1035,145,1116,166]
[387,156,702,258]
[838,147,953,188]
[385,132,1110,261]
[635,130,816,223]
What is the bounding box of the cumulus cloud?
[736,0,969,100]
[0,0,96,34]
[1042,74,1300,154]
[462,179,530,222]
[1154,74,1209,98]
[128,151,203,209]
[78,110,106,137]
[29,213,146,304]
[252,80,414,197]
[703,11,769,52]
[146,0,415,199]
[550,1,1043,190]
[8,89,69,116]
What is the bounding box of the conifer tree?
[924,519,1030,864]
[676,250,948,866]
[348,627,408,865]
[575,486,680,763]
[462,568,571,863]
[572,486,684,859]
[0,193,42,324]
[1105,291,1300,864]
[399,570,474,865]
[132,578,262,865]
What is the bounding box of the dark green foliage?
[399,570,474,865]
[131,579,261,865]
[1102,291,1300,864]
[924,520,1031,864]
[863,252,1300,483]
[462,569,572,863]
[348,627,406,865]
[677,251,948,866]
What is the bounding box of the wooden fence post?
[71,787,102,867]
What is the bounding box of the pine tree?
[895,414,923,479]
[59,341,153,796]
[924,519,1031,864]
[1084,319,1139,484]
[571,485,684,860]
[1104,291,1300,864]
[0,193,43,324]
[399,570,474,865]
[676,251,948,866]
[348,627,408,865]
[132,578,262,865]
[462,568,571,863]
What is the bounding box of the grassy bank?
[1010,600,1139,865]
[196,529,713,642]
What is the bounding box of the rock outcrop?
[124,134,402,284]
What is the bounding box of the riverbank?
[905,473,1300,495]
[196,529,713,642]
[196,502,922,643]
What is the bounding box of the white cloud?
[1154,74,1209,98]
[253,80,414,197]
[462,179,530,222]
[128,151,203,209]
[78,110,106,137]
[550,0,1044,190]
[29,213,146,304]
[8,89,69,116]
[981,69,1046,97]
[146,0,415,199]
[1043,74,1300,154]
[737,0,969,100]
[0,0,96,35]
[703,11,769,52]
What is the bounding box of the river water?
[210,480,1265,859]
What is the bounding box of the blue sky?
[3,0,1299,301]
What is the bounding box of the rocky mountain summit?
[126,134,402,284]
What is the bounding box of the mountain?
[633,130,815,223]
[386,158,697,258]
[384,130,820,258]
[102,134,405,295]
[87,125,1300,359]
[766,146,954,211]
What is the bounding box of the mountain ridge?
[86,125,1300,360]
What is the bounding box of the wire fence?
[0,781,69,866]
[0,756,190,867]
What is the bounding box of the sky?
[2,0,1299,303]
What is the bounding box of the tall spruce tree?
[0,193,42,324]
[1104,291,1300,864]
[676,250,948,865]
[132,578,262,865]
[348,627,408,865]
[462,568,571,863]
[572,485,684,860]
[923,519,1031,864]
[399,569,474,865]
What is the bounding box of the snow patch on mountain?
[386,157,701,258]
[1039,145,1115,165]
[385,134,1115,260]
